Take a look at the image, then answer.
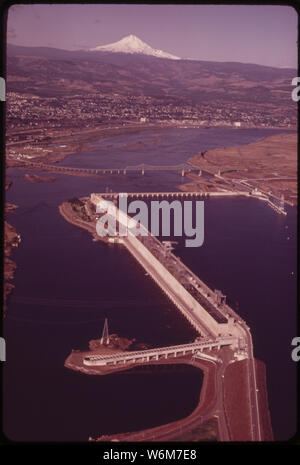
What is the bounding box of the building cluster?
[6,90,296,141]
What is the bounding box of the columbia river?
[4,127,297,441]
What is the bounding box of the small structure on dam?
[100,318,110,346]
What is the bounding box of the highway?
[243,326,262,441]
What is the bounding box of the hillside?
[6,43,296,106]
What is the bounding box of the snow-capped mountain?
[89,34,181,60]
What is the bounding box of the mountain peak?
[123,34,141,41]
[89,34,181,60]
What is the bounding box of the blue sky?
[7,4,298,68]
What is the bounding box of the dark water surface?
[4,127,297,441]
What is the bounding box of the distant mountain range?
[89,34,180,60]
[6,42,296,109]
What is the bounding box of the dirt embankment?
[254,359,274,441]
[223,359,252,440]
[223,358,273,441]
[89,358,217,442]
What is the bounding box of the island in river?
[24,173,56,183]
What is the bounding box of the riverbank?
[4,179,20,315]
[181,132,297,205]
[4,221,21,315]
[58,199,104,242]
[6,122,175,168]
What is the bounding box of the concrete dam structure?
[62,193,263,441]
[90,193,246,342]
[83,337,242,367]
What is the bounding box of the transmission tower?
[100,318,110,345]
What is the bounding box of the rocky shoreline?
[4,221,21,315]
[4,178,21,315]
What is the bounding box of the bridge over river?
[12,157,201,176]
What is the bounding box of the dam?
[83,336,243,367]
[90,193,247,343]
[63,193,262,441]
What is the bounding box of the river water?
[4,127,297,441]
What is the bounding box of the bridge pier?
[181,169,185,177]
[141,169,145,176]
